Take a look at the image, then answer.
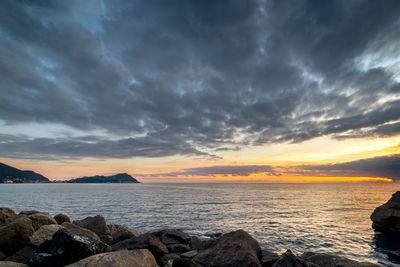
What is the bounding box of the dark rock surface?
[272,250,316,267]
[371,191,400,235]
[29,228,110,267]
[26,212,57,231]
[4,247,34,264]
[193,229,262,267]
[190,236,218,251]
[110,225,142,244]
[261,249,279,267]
[30,224,64,247]
[154,229,191,245]
[73,215,113,244]
[65,249,157,267]
[61,222,100,240]
[54,214,70,225]
[0,207,16,223]
[167,243,191,254]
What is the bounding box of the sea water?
[1,183,399,266]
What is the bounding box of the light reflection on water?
[0,183,399,266]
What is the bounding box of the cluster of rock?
[0,208,381,267]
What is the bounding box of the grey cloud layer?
[0,0,400,159]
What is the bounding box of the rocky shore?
[2,191,399,267]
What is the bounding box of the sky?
[0,0,400,182]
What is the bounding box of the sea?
[1,183,400,266]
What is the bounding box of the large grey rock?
[4,247,34,264]
[65,249,157,267]
[61,222,100,240]
[73,215,113,244]
[0,216,35,255]
[303,253,380,267]
[193,229,262,267]
[30,224,64,247]
[371,191,400,235]
[272,250,316,267]
[0,208,16,223]
[26,212,57,231]
[0,262,29,267]
[54,213,70,224]
[261,249,279,267]
[29,228,111,267]
[110,225,142,244]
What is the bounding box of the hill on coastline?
[66,173,139,183]
[0,162,49,183]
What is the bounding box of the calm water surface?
[1,183,399,266]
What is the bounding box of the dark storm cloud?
[0,0,400,159]
[294,155,400,180]
[141,165,278,177]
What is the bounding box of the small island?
[66,173,140,183]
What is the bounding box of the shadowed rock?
[371,191,400,235]
[61,222,100,240]
[30,224,64,247]
[54,214,70,225]
[65,249,157,267]
[190,236,218,251]
[4,247,34,264]
[0,208,16,223]
[261,249,279,267]
[193,229,262,267]
[110,225,142,244]
[73,215,113,244]
[272,250,316,267]
[154,229,191,245]
[29,228,110,267]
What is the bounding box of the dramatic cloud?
[0,0,400,159]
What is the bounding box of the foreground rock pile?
[0,208,380,267]
[371,191,400,235]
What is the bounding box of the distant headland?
[0,163,140,184]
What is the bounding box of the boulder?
[0,216,35,255]
[30,224,64,247]
[303,253,380,267]
[112,233,168,260]
[54,214,70,224]
[65,249,157,267]
[27,212,57,231]
[73,215,113,244]
[371,191,400,235]
[272,250,316,267]
[0,262,29,267]
[111,225,142,244]
[18,211,40,216]
[193,229,262,267]
[190,236,218,251]
[4,247,34,264]
[0,251,6,260]
[29,228,111,267]
[0,208,16,223]
[61,222,100,240]
[159,253,180,266]
[167,244,192,254]
[154,229,191,245]
[261,249,279,267]
[172,258,202,267]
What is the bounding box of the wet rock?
[73,215,113,244]
[29,228,111,267]
[30,224,64,247]
[26,212,57,231]
[159,253,180,267]
[181,250,198,258]
[167,244,192,254]
[4,247,34,264]
[272,250,316,267]
[371,191,400,235]
[112,233,168,261]
[65,249,157,267]
[61,222,100,240]
[54,213,70,224]
[18,211,40,216]
[193,229,262,267]
[190,236,217,251]
[0,262,29,267]
[111,225,142,244]
[261,249,279,267]
[0,216,35,255]
[154,229,191,245]
[304,253,380,267]
[0,208,16,223]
